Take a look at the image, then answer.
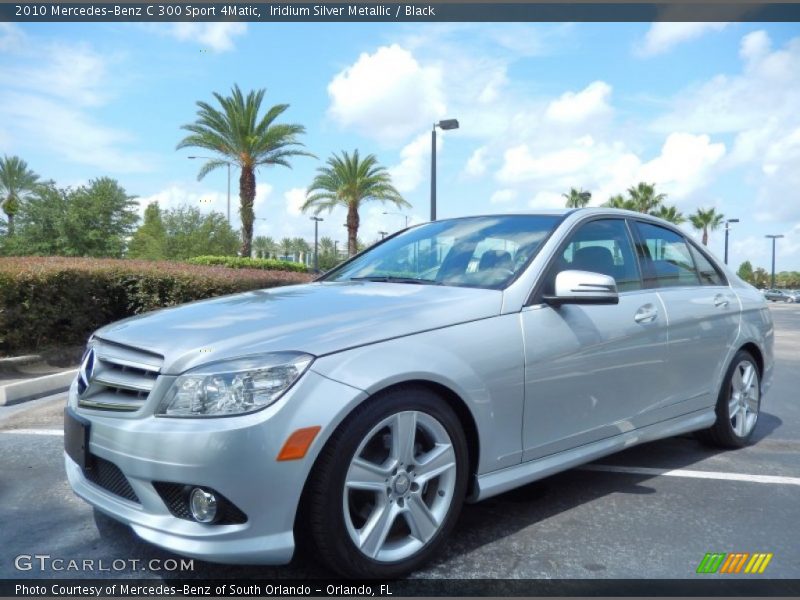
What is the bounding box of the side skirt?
[470,408,716,502]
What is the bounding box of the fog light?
[189,488,217,523]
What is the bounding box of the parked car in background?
[785,290,800,303]
[763,289,793,302]
[65,208,774,578]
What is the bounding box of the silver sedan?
[64,208,774,578]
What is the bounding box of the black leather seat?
[478,250,513,271]
[572,246,615,278]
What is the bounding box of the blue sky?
[1,21,799,269]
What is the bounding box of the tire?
[697,350,761,449]
[301,386,469,578]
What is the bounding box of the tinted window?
[689,244,725,286]
[547,219,641,292]
[634,222,700,288]
[325,215,561,290]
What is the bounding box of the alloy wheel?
[342,410,457,562]
[729,360,760,438]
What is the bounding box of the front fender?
[310,314,525,475]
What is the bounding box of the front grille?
[78,339,162,412]
[153,482,248,525]
[85,456,140,503]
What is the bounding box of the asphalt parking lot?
[1,304,798,581]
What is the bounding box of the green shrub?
[187,255,308,273]
[0,257,313,356]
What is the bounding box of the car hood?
[94,281,503,375]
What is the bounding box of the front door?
[521,218,670,461]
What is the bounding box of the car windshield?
[323,215,562,290]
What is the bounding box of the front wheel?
[698,350,761,448]
[302,387,468,578]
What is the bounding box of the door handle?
[714,294,730,308]
[634,304,658,323]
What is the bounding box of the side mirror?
[543,270,619,305]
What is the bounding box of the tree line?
[562,184,727,246]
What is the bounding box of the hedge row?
[0,257,313,355]
[187,255,308,272]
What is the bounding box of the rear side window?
[633,222,700,288]
[688,244,725,286]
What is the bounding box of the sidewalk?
[0,354,78,406]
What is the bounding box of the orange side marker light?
[277,426,321,461]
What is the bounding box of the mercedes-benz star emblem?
[78,348,95,395]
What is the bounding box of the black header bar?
[3,2,800,22]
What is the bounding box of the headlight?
[157,352,313,417]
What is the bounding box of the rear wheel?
[698,350,761,448]
[302,386,468,578]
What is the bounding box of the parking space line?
[581,464,800,486]
[1,428,63,436]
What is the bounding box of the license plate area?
[64,408,93,470]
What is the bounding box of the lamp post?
[430,118,459,222]
[378,230,388,240]
[765,234,784,289]
[723,218,739,265]
[188,156,232,223]
[383,211,409,228]
[310,216,323,271]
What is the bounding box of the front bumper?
[64,370,367,564]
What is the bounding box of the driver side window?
[545,219,642,293]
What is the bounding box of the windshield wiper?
[349,276,442,285]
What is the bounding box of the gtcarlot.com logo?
[14,554,194,573]
[696,552,773,574]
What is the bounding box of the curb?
[0,369,77,406]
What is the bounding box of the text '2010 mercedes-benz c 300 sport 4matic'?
[64,208,774,578]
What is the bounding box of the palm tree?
[563,187,591,208]
[689,207,725,246]
[654,205,686,224]
[627,182,666,214]
[292,237,310,263]
[177,85,313,257]
[319,236,335,257]
[303,150,409,256]
[252,235,275,259]
[603,194,636,210]
[280,237,293,260]
[0,156,40,236]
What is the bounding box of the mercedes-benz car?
[64,208,774,578]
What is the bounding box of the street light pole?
[188,156,232,224]
[310,216,323,271]
[378,230,388,240]
[723,218,739,265]
[430,119,459,222]
[765,234,784,289]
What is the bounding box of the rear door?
[631,220,740,415]
[521,218,671,461]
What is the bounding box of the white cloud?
[0,23,25,51]
[637,22,729,57]
[162,23,247,52]
[638,133,726,200]
[137,184,227,215]
[464,147,488,177]
[284,187,306,216]
[490,189,517,205]
[0,92,152,173]
[327,44,446,143]
[389,132,442,193]
[545,81,612,124]
[0,31,152,173]
[528,191,565,210]
[654,31,800,221]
